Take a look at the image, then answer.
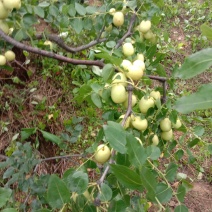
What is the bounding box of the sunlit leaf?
[165,162,178,182]
[173,48,212,79]
[0,187,12,208]
[75,3,86,16]
[91,93,102,108]
[21,128,36,141]
[155,183,172,203]
[40,130,62,145]
[200,23,212,40]
[177,184,186,202]
[99,183,112,201]
[126,133,147,167]
[103,121,127,154]
[47,175,70,209]
[173,84,212,113]
[140,166,157,200]
[65,171,88,194]
[110,164,143,191]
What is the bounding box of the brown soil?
[185,181,212,212]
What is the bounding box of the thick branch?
[0,29,104,67]
[34,33,107,53]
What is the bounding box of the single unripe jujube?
[150,91,161,100]
[139,20,151,33]
[137,53,145,62]
[0,55,7,66]
[3,0,21,10]
[161,129,173,141]
[172,119,182,129]
[139,96,155,114]
[111,84,127,103]
[0,2,9,19]
[122,43,134,56]
[160,118,172,132]
[113,11,124,27]
[0,20,9,34]
[121,59,132,71]
[152,134,159,146]
[133,59,145,71]
[109,8,116,16]
[126,64,144,81]
[143,30,154,40]
[94,144,111,164]
[4,50,16,61]
[131,116,148,131]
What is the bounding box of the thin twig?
[40,154,84,162]
[0,29,104,67]
[34,33,107,53]
[13,59,29,73]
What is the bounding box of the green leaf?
[75,3,86,16]
[38,2,50,7]
[200,23,212,41]
[173,48,212,79]
[109,199,127,211]
[177,184,186,202]
[1,209,17,212]
[116,153,130,166]
[72,18,83,34]
[34,6,45,18]
[3,167,15,179]
[68,4,76,17]
[103,121,127,154]
[65,171,88,194]
[126,133,147,167]
[102,63,114,82]
[21,128,36,141]
[0,187,12,208]
[193,126,204,136]
[208,144,212,154]
[155,183,172,203]
[110,164,143,191]
[147,146,161,160]
[23,14,38,26]
[49,5,59,17]
[74,84,92,104]
[14,29,28,41]
[47,175,70,209]
[40,130,62,145]
[99,183,112,201]
[174,205,188,212]
[173,84,212,113]
[140,166,157,200]
[165,162,178,182]
[95,52,122,66]
[174,149,184,160]
[86,6,97,14]
[187,138,200,148]
[106,41,116,49]
[91,93,102,108]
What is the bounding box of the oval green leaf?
[173,84,212,113]
[173,48,212,79]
